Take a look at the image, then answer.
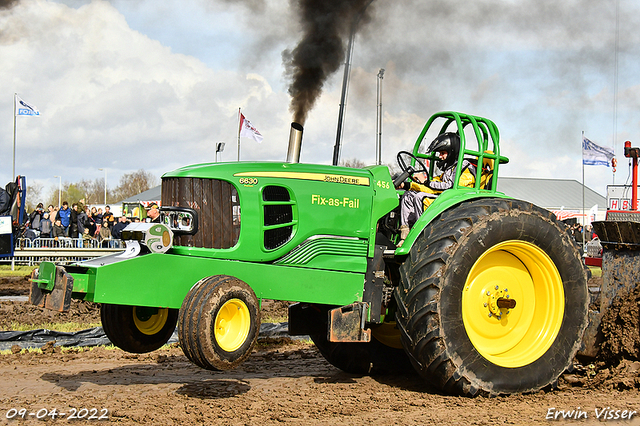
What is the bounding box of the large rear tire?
[395,198,589,396]
[101,304,178,353]
[178,275,260,371]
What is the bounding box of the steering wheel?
[394,151,428,187]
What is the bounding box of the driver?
[396,132,476,246]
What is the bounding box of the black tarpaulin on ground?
[0,322,292,351]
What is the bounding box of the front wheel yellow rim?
[462,240,564,368]
[214,298,251,352]
[133,307,169,336]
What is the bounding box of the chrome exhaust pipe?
[286,122,303,163]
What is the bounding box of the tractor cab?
[386,112,510,254]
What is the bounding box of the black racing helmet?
[427,132,460,170]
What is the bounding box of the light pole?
[53,175,61,207]
[98,168,107,204]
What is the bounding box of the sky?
[2,0,640,202]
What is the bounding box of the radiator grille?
[161,177,240,249]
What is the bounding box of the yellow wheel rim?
[133,307,168,336]
[371,322,403,349]
[461,240,564,368]
[214,298,251,352]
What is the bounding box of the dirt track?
[1,276,640,425]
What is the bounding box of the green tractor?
[30,111,589,396]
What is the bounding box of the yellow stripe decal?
[233,171,370,186]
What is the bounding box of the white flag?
[239,113,263,143]
[582,136,614,166]
[15,95,40,116]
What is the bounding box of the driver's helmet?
[427,132,460,170]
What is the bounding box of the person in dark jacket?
[110,216,129,240]
[70,203,79,238]
[40,212,52,238]
[29,203,44,231]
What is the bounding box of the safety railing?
[3,238,126,266]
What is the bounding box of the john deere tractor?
[30,111,589,396]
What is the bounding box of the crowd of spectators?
[23,201,155,248]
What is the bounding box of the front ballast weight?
[30,262,74,313]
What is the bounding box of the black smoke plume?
[0,0,18,9]
[284,0,374,125]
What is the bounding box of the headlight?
[122,223,173,254]
[159,207,199,235]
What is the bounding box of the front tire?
[395,198,589,396]
[101,304,178,353]
[178,275,260,371]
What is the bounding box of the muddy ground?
[1,275,640,425]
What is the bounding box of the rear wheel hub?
[462,240,565,368]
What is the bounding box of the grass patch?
[4,321,101,332]
[261,313,288,324]
[0,265,36,277]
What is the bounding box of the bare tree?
[113,169,158,201]
[41,170,156,207]
[340,158,367,168]
[26,182,43,211]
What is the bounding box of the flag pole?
[12,93,17,179]
[581,131,585,248]
[237,107,241,162]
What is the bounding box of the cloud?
[1,0,290,193]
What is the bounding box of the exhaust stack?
[286,122,304,163]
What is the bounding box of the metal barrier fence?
[2,238,126,266]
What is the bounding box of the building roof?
[497,177,605,211]
[118,185,161,206]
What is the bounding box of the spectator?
[584,224,594,243]
[83,206,96,236]
[102,205,114,225]
[110,216,129,240]
[70,203,79,238]
[147,204,161,223]
[82,228,94,247]
[572,224,583,243]
[95,207,103,226]
[56,201,71,236]
[47,204,55,218]
[52,219,69,246]
[29,203,44,231]
[99,219,112,247]
[40,212,52,238]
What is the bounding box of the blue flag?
[582,136,614,166]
